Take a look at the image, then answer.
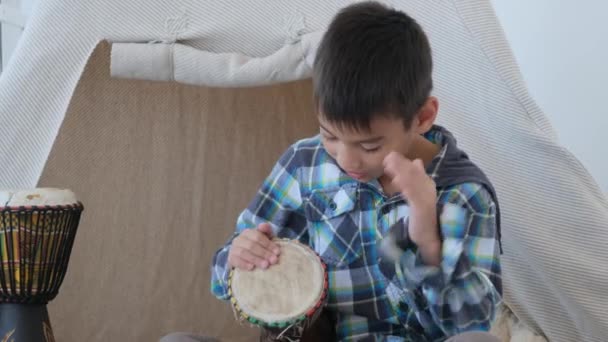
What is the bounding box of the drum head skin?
[0,188,78,208]
[230,240,326,326]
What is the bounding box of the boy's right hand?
[228,223,281,271]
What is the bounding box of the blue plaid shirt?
[211,128,502,341]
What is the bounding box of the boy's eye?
[323,135,337,141]
[362,145,381,153]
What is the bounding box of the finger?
[257,223,274,237]
[233,246,271,269]
[256,224,281,255]
[242,229,280,256]
[242,247,274,268]
[385,152,413,171]
[228,254,254,271]
[382,151,399,168]
[241,233,280,261]
[412,159,425,172]
[383,155,399,178]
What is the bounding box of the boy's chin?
[356,175,377,183]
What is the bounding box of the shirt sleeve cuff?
[398,248,444,288]
[210,232,240,299]
[398,203,469,289]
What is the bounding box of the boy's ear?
[412,97,438,134]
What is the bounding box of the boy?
[167,1,502,341]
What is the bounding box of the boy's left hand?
[383,151,436,209]
[383,152,440,249]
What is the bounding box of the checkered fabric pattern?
[211,127,501,341]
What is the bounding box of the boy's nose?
[337,152,362,171]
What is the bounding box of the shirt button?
[329,201,337,210]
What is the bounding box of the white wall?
[491,0,608,192]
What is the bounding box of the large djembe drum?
[0,188,83,341]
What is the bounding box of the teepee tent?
[0,0,607,341]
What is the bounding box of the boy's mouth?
[346,171,367,180]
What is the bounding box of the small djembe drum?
[228,239,328,342]
[0,188,83,342]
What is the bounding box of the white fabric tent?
[0,0,607,341]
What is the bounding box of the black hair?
[313,1,433,131]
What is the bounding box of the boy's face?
[319,115,418,183]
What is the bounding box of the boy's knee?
[446,331,501,342]
[159,332,220,342]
